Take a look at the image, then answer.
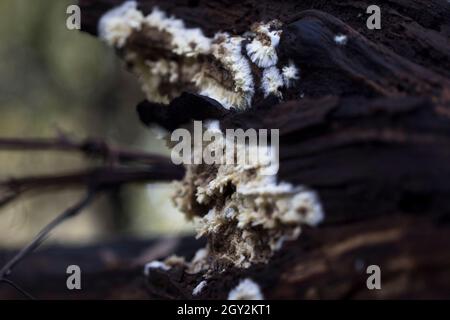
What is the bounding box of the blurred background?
[0,0,192,248]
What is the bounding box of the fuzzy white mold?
[282,61,300,88]
[334,34,348,45]
[192,280,208,296]
[98,1,144,48]
[125,50,202,104]
[99,6,318,270]
[144,7,211,57]
[186,247,211,274]
[173,124,324,268]
[99,5,211,55]
[194,34,255,110]
[99,6,211,104]
[246,22,282,68]
[204,120,221,133]
[126,54,169,104]
[99,6,304,111]
[228,279,264,300]
[146,59,180,83]
[261,66,284,98]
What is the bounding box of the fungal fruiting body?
[334,34,348,45]
[228,279,264,300]
[246,21,300,99]
[246,22,282,68]
[172,124,324,268]
[143,7,211,57]
[193,33,255,110]
[99,3,212,104]
[98,1,144,48]
[282,61,300,88]
[98,3,300,109]
[99,2,324,271]
[261,66,284,98]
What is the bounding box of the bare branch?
[0,164,184,209]
[0,136,169,165]
[0,279,35,300]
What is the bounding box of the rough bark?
[2,0,445,299]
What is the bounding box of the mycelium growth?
[172,122,324,269]
[193,33,255,110]
[98,1,300,108]
[98,1,144,48]
[282,61,300,88]
[261,66,284,98]
[98,1,323,270]
[228,278,264,300]
[99,2,211,104]
[246,21,282,68]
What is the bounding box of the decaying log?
[1,215,449,299]
[4,0,444,299]
[164,215,450,299]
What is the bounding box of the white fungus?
[173,124,324,268]
[204,120,221,133]
[99,4,212,104]
[98,5,303,111]
[192,280,208,296]
[334,34,348,45]
[98,6,326,270]
[194,33,255,110]
[146,59,180,83]
[261,66,284,98]
[98,1,144,48]
[144,260,171,275]
[282,61,300,88]
[246,22,282,68]
[228,279,264,300]
[100,5,211,55]
[144,7,211,57]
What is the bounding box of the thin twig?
[0,136,168,165]
[0,164,184,210]
[0,135,183,210]
[0,136,184,298]
[2,165,183,193]
[0,278,35,300]
[0,189,97,280]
